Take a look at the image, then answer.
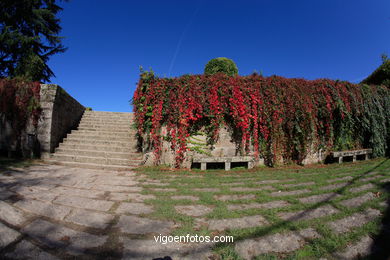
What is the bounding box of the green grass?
[134,158,390,259]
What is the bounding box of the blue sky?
[48,0,390,112]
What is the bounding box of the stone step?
[57,143,136,153]
[82,114,134,118]
[81,117,134,121]
[78,123,132,128]
[76,127,137,133]
[71,130,136,138]
[46,159,138,171]
[51,154,142,166]
[63,138,136,147]
[83,111,133,115]
[66,134,133,142]
[80,119,132,123]
[55,148,142,159]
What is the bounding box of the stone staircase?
[48,111,143,171]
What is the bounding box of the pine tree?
[0,0,66,82]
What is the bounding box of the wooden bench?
[193,156,255,171]
[331,149,372,164]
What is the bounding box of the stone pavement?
[0,164,210,259]
[0,163,389,259]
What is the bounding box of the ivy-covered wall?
[133,72,390,168]
[0,79,85,158]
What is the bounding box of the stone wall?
[37,84,85,157]
[142,126,325,168]
[0,84,84,158]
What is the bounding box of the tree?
[204,57,238,76]
[362,54,390,87]
[0,0,66,82]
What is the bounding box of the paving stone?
[150,188,177,192]
[93,184,142,193]
[235,232,305,259]
[270,189,311,197]
[54,186,105,199]
[15,199,71,220]
[22,219,107,251]
[116,202,154,215]
[319,183,347,191]
[65,208,114,229]
[175,205,214,217]
[221,182,245,186]
[349,183,375,193]
[230,186,274,192]
[282,182,315,188]
[171,195,199,201]
[205,215,268,231]
[142,181,169,186]
[339,192,375,208]
[253,180,280,185]
[328,208,381,234]
[278,205,339,221]
[0,201,27,226]
[327,176,353,183]
[0,222,21,249]
[227,200,290,211]
[379,178,390,183]
[192,188,220,192]
[23,192,59,202]
[298,193,341,204]
[94,178,138,186]
[334,235,373,259]
[120,237,215,260]
[214,194,256,201]
[0,190,16,200]
[4,240,60,260]
[116,215,175,234]
[360,176,381,182]
[297,228,321,239]
[109,192,155,202]
[54,195,114,211]
[12,186,58,202]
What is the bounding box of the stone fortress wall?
[0,84,85,158]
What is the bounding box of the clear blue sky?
[48,0,390,112]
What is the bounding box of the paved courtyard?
[0,161,389,259]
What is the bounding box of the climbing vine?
[0,78,41,135]
[133,71,390,167]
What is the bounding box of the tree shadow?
[213,159,390,258]
[369,181,390,259]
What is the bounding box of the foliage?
[85,107,93,111]
[0,78,41,134]
[133,71,390,167]
[204,57,238,77]
[0,0,66,82]
[361,55,390,87]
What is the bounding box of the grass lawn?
[134,158,390,259]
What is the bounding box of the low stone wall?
[142,126,325,168]
[37,84,85,157]
[0,84,84,158]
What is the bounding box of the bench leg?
[353,155,356,162]
[338,157,343,164]
[248,161,254,169]
[201,162,206,171]
[365,154,369,160]
[225,162,231,171]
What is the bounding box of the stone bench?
[193,156,254,171]
[331,149,372,164]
